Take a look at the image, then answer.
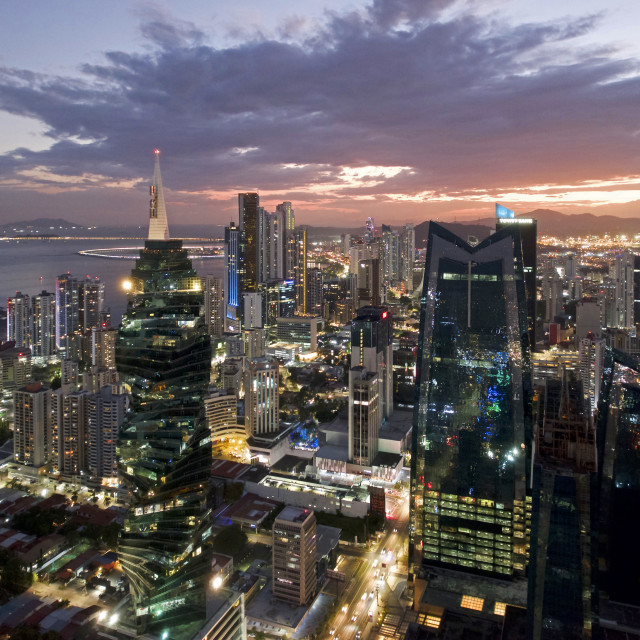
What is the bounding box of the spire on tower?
[148,149,170,241]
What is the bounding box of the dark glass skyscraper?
[527,376,597,639]
[116,153,212,635]
[596,350,640,613]
[496,212,538,350]
[411,222,532,580]
[224,221,240,314]
[239,192,260,294]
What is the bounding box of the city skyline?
[0,0,639,228]
[4,146,640,637]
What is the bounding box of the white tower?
[148,149,170,241]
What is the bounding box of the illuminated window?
[494,602,507,616]
[461,595,484,611]
[426,615,441,628]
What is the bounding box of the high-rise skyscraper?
[496,206,538,349]
[351,306,393,420]
[32,291,56,358]
[239,192,260,294]
[13,381,53,468]
[91,326,117,368]
[411,222,532,584]
[244,357,279,437]
[348,306,391,467]
[56,274,104,360]
[349,367,380,466]
[0,342,32,393]
[610,250,635,329]
[260,279,281,328]
[294,227,308,314]
[80,278,105,333]
[633,254,640,329]
[88,386,127,483]
[276,201,295,279]
[56,274,79,357]
[400,223,415,292]
[243,292,263,329]
[357,257,382,307]
[579,334,605,416]
[382,225,400,287]
[116,151,212,635]
[202,274,225,339]
[272,506,317,606]
[7,292,32,350]
[528,375,596,639]
[543,272,563,322]
[307,268,324,317]
[224,222,240,328]
[243,328,266,360]
[365,216,375,244]
[595,350,640,621]
[278,279,296,318]
[56,389,90,476]
[260,209,285,282]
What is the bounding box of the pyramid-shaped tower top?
[148,149,170,241]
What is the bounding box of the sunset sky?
[0,0,639,228]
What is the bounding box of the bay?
[0,238,224,324]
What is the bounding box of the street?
[325,490,410,640]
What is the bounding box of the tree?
[212,524,248,561]
[102,523,121,549]
[12,508,64,537]
[9,625,63,640]
[0,549,33,598]
[82,523,102,546]
[0,418,11,446]
[223,482,243,504]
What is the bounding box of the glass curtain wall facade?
[596,350,640,609]
[116,239,212,635]
[527,377,597,639]
[239,192,259,294]
[411,222,532,579]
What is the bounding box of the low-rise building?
[276,317,323,352]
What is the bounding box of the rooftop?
[379,409,414,440]
[270,455,311,475]
[276,505,314,524]
[221,492,281,525]
[316,444,349,462]
[211,458,252,480]
[371,451,404,468]
[316,524,341,558]
[420,566,528,613]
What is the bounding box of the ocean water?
[0,238,224,324]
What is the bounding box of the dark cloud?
[0,0,638,226]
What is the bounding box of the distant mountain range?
[414,209,640,247]
[0,218,91,236]
[4,209,639,242]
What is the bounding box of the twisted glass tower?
[410,222,532,580]
[116,151,212,635]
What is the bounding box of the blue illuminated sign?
[495,203,515,219]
